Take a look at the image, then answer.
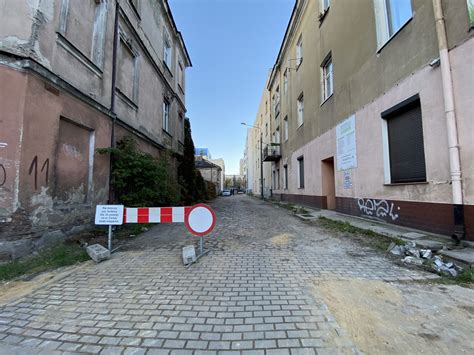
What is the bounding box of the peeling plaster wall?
[0,68,110,261]
[0,67,27,223]
[0,0,52,67]
[0,1,191,260]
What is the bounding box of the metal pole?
[108,225,112,251]
[200,236,203,255]
[260,131,264,199]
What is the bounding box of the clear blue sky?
[169,0,294,174]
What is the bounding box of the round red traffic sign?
[185,204,216,236]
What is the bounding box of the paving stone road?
[0,195,435,354]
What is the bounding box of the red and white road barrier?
[123,206,191,224]
[95,203,216,252]
[123,203,216,236]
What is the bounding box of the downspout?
[432,0,464,240]
[108,0,120,203]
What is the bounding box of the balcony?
[263,144,281,162]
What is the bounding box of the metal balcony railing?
[263,145,281,162]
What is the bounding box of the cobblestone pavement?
[0,196,435,354]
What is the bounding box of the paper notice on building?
[336,115,357,171]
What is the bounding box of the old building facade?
[0,0,191,260]
[195,158,222,195]
[246,0,473,240]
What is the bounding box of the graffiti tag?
[28,156,49,190]
[62,143,83,161]
[357,198,400,221]
[0,164,5,187]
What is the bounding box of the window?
[129,0,140,17]
[275,126,280,144]
[374,0,412,48]
[284,165,288,189]
[297,94,304,127]
[321,55,333,102]
[163,100,170,132]
[163,29,172,69]
[297,156,304,188]
[274,86,280,117]
[178,61,184,91]
[283,69,288,94]
[117,32,140,106]
[273,170,276,190]
[320,0,331,13]
[296,34,303,68]
[265,123,268,136]
[277,169,280,190]
[57,0,108,68]
[468,0,474,27]
[382,95,426,183]
[283,116,288,141]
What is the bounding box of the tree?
[236,177,243,189]
[177,118,207,203]
[224,178,232,188]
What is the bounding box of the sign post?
[94,205,124,251]
[184,204,216,264]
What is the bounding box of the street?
[0,195,472,354]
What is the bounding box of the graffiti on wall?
[0,143,7,187]
[357,198,400,221]
[0,164,5,187]
[28,156,50,190]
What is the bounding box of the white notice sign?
[95,205,124,225]
[336,115,357,171]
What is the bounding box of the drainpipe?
[108,0,120,204]
[432,0,464,240]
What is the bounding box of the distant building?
[239,159,245,176]
[225,175,245,190]
[210,159,225,193]
[195,148,211,159]
[195,158,222,195]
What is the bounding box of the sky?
[169,0,295,174]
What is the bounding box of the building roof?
[195,159,221,170]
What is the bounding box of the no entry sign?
[185,203,216,236]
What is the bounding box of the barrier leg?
[108,225,112,251]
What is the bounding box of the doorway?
[321,157,336,210]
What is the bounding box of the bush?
[98,136,180,207]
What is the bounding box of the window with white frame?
[283,116,288,141]
[296,34,303,68]
[297,94,304,127]
[163,100,170,132]
[178,60,184,91]
[320,0,331,13]
[374,0,412,48]
[283,69,288,94]
[274,86,280,117]
[163,29,172,69]
[321,55,333,102]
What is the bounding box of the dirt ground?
[315,279,474,354]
